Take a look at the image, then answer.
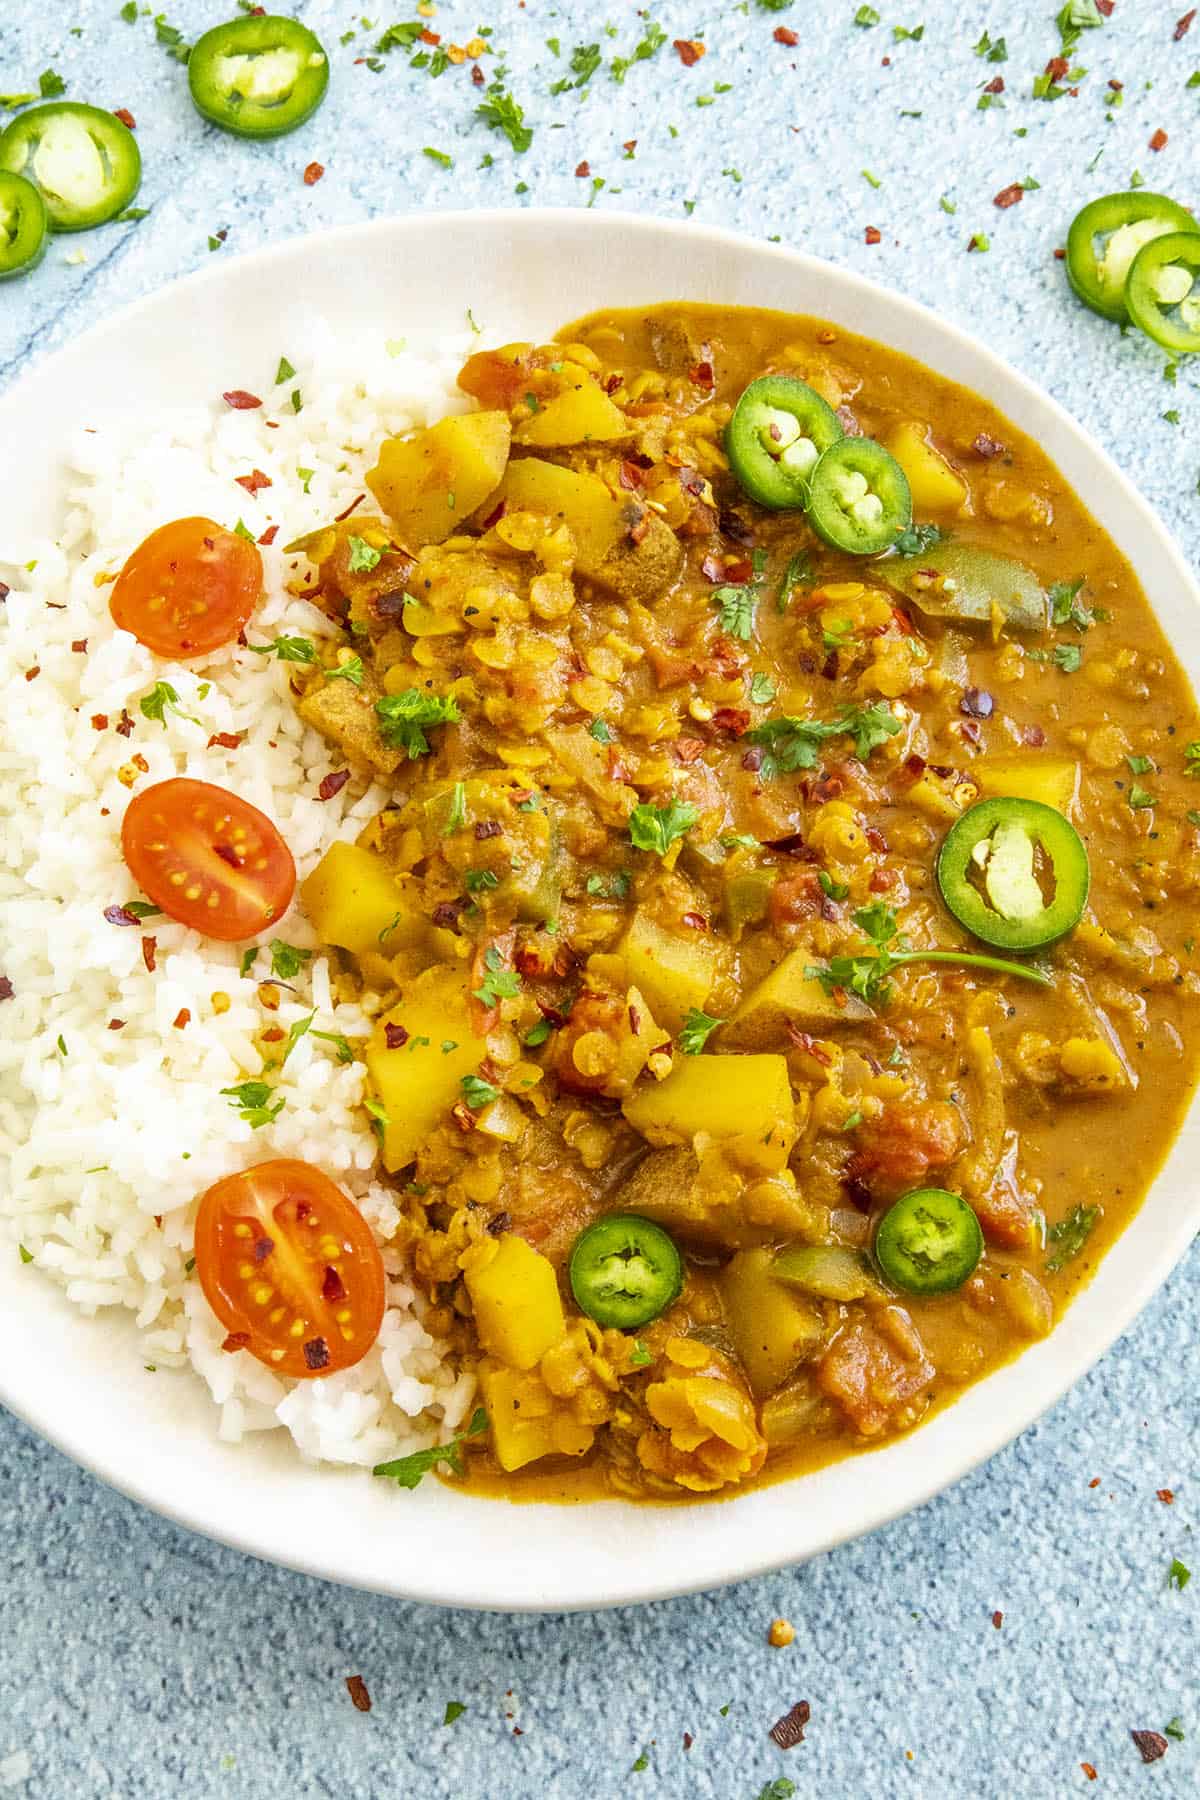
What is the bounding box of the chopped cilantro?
[746,703,900,776]
[473,945,521,1008]
[777,548,814,612]
[274,355,296,384]
[1168,1558,1191,1591]
[892,23,925,42]
[1053,643,1082,674]
[324,655,364,688]
[246,634,317,664]
[893,521,946,556]
[750,671,778,705]
[713,581,757,640]
[628,798,699,856]
[1128,784,1155,810]
[18,1244,33,1264]
[423,146,454,169]
[1125,754,1155,776]
[310,1029,356,1065]
[373,1407,489,1489]
[347,535,383,573]
[140,680,201,728]
[221,1081,284,1129]
[464,868,500,894]
[629,1339,652,1367]
[588,718,613,743]
[476,87,533,153]
[442,781,468,836]
[375,689,460,758]
[1048,578,1096,631]
[461,1073,500,1110]
[524,1019,553,1048]
[269,940,311,981]
[818,870,850,901]
[1164,1718,1185,1741]
[679,1008,724,1054]
[854,5,880,23]
[443,1701,467,1726]
[1045,1202,1098,1270]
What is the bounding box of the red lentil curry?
[173,305,1200,1502]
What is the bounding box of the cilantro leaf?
[777,548,814,613]
[347,535,383,573]
[246,634,317,664]
[476,87,533,153]
[221,1081,284,1128]
[461,1073,501,1110]
[373,1406,489,1489]
[269,939,312,981]
[1168,1558,1191,1591]
[473,945,521,1008]
[712,582,757,640]
[1045,1203,1098,1270]
[140,680,201,729]
[375,689,461,758]
[892,521,946,556]
[679,1008,724,1054]
[745,704,900,777]
[628,798,699,855]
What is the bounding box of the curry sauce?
[291,304,1200,1503]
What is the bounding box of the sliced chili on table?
[0,170,48,280]
[188,16,330,139]
[0,103,141,231]
[875,1188,983,1295]
[937,797,1090,952]
[806,437,912,555]
[568,1214,683,1329]
[725,375,843,509]
[194,1159,385,1377]
[1125,230,1200,355]
[1064,190,1196,322]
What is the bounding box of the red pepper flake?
[1022,724,1046,748]
[222,390,262,410]
[991,1610,1003,1629]
[450,1101,477,1133]
[711,707,750,738]
[142,936,157,973]
[673,38,706,65]
[471,63,485,85]
[235,468,272,495]
[1108,77,1123,91]
[994,184,1024,209]
[0,977,13,1002]
[682,1733,694,1751]
[173,1007,190,1030]
[303,1336,330,1371]
[575,160,591,178]
[333,492,366,523]
[623,139,637,155]
[1156,1487,1175,1503]
[322,1264,347,1302]
[91,711,109,731]
[419,27,440,44]
[628,1003,642,1034]
[345,1675,372,1713]
[774,25,799,45]
[221,1331,251,1353]
[71,638,88,653]
[512,1726,524,1737]
[864,226,882,245]
[868,867,896,893]
[318,768,351,801]
[682,912,707,931]
[688,360,715,388]
[25,666,40,682]
[113,107,136,129]
[385,1022,409,1050]
[108,1018,126,1031]
[115,710,134,736]
[973,432,1006,459]
[253,1237,273,1263]
[104,904,140,928]
[618,460,644,489]
[207,731,242,750]
[1081,1764,1098,1782]
[1096,0,1113,11]
[1175,9,1195,38]
[1131,1731,1168,1765]
[672,736,707,763]
[1149,128,1168,152]
[960,687,995,718]
[1045,55,1069,80]
[303,161,325,186]
[769,1700,811,1749]
[475,819,504,840]
[984,75,1005,94]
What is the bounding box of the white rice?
[0,317,481,1468]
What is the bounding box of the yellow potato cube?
[623,1053,794,1147]
[490,456,629,567]
[720,1249,824,1397]
[617,914,717,1032]
[885,421,968,514]
[478,1365,560,1471]
[974,755,1079,815]
[513,379,629,448]
[721,949,870,1049]
[365,965,482,1171]
[367,410,511,546]
[463,1235,565,1370]
[300,841,426,960]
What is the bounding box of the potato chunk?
[367,410,511,546]
[462,1235,565,1370]
[721,1249,825,1397]
[513,380,629,448]
[720,950,869,1050]
[614,1145,814,1249]
[973,755,1079,815]
[623,1053,794,1146]
[297,672,403,780]
[300,840,425,959]
[492,457,683,602]
[365,965,482,1171]
[884,422,968,513]
[617,914,717,1033]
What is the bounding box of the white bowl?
[2,210,1197,1612]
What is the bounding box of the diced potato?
[365,965,482,1171]
[720,951,869,1050]
[478,1364,560,1470]
[974,755,1079,815]
[614,1146,813,1249]
[885,421,968,513]
[300,841,426,959]
[720,1248,824,1397]
[617,914,716,1033]
[297,674,403,780]
[462,1234,565,1370]
[492,457,683,602]
[367,410,511,546]
[513,380,629,448]
[996,1266,1054,1339]
[623,1053,794,1146]
[1058,1034,1128,1091]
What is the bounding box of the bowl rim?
[2,206,1198,1612]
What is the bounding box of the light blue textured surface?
[1,2,1198,1795]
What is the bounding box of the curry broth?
[295,303,1200,1505]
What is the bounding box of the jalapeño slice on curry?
[568,1214,683,1330]
[0,103,141,231]
[188,16,331,139]
[0,171,48,280]
[1065,191,1197,323]
[937,797,1089,953]
[725,375,844,509]
[875,1188,983,1296]
[1125,231,1200,356]
[806,437,912,556]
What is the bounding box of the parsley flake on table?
[443,1700,467,1725]
[476,87,533,153]
[1168,1558,1191,1590]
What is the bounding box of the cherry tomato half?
[122,776,295,941]
[110,516,262,658]
[194,1159,386,1378]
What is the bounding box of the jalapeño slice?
[937,796,1089,953]
[568,1214,683,1330]
[1065,191,1196,322]
[0,103,141,232]
[725,375,844,509]
[0,171,48,279]
[188,16,330,139]
[1125,230,1200,356]
[875,1188,983,1296]
[806,437,912,555]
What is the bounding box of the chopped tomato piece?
[194,1159,385,1377]
[110,516,262,657]
[121,776,295,941]
[817,1308,935,1436]
[846,1099,961,1194]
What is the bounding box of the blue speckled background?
[1,2,1197,1794]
